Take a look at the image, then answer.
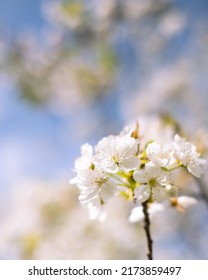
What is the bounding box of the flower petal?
[133,170,149,183]
[128,206,144,223]
[134,185,150,203]
[122,156,140,171]
[187,159,206,178]
[152,186,167,202]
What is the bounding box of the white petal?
[121,156,140,171]
[187,159,206,178]
[129,203,165,223]
[134,185,150,203]
[133,170,149,183]
[69,176,78,185]
[128,206,144,223]
[104,161,119,173]
[74,144,93,171]
[149,164,162,178]
[174,134,184,144]
[146,142,161,161]
[149,203,165,214]
[89,206,106,222]
[152,186,167,202]
[122,137,139,156]
[79,190,97,205]
[81,143,93,157]
[100,181,116,201]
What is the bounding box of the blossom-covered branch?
[70,119,206,258]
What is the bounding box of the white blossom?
[129,203,165,223]
[88,205,107,222]
[177,196,197,208]
[120,115,175,148]
[75,143,94,171]
[173,134,206,177]
[146,142,178,169]
[70,143,94,185]
[77,168,116,219]
[170,196,198,213]
[133,162,176,203]
[95,134,140,173]
[70,119,206,221]
[129,195,197,223]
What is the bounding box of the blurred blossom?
[124,0,170,19]
[90,0,115,21]
[2,0,188,113]
[177,196,198,209]
[123,63,189,118]
[43,0,85,29]
[121,114,176,148]
[0,179,143,259]
[194,128,208,157]
[158,10,186,37]
[129,196,198,223]
[129,203,165,223]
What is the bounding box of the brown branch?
[142,200,153,260]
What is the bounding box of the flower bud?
[165,184,178,198]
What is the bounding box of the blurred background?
[0,0,208,259]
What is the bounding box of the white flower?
[170,196,198,213]
[70,143,94,185]
[88,205,107,222]
[77,168,116,219]
[74,143,93,171]
[120,115,175,148]
[173,134,206,177]
[95,135,140,173]
[129,203,165,223]
[129,195,197,223]
[133,162,177,203]
[146,142,178,169]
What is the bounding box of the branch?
[142,200,153,260]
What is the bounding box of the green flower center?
[148,178,156,187]
[95,177,109,187]
[112,155,122,165]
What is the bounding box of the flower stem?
[142,200,153,260]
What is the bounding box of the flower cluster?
[70,121,206,220]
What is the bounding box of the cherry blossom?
[146,142,178,169]
[173,134,206,177]
[70,119,206,220]
[95,134,140,173]
[77,168,116,220]
[133,162,176,203]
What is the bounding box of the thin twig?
[142,200,153,260]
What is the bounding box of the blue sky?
[0,0,45,31]
[0,79,74,194]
